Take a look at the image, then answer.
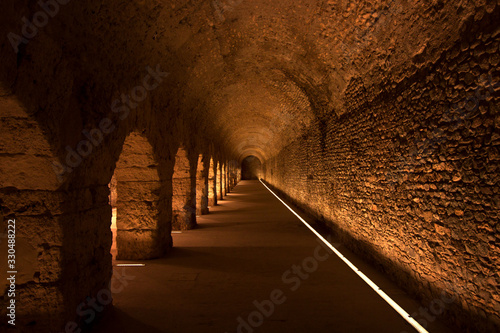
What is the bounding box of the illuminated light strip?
[259,180,428,333]
[116,264,145,267]
[172,231,182,234]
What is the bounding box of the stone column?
[208,157,217,206]
[172,147,196,230]
[216,160,223,200]
[115,132,165,260]
[196,154,210,215]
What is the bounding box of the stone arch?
[196,154,210,215]
[172,147,196,230]
[208,157,217,206]
[0,93,66,330]
[113,131,167,260]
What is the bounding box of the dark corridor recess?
[241,155,262,180]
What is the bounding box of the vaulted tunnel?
[0,0,499,332]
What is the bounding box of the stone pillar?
[0,191,68,332]
[115,132,166,260]
[216,160,223,200]
[0,94,108,331]
[208,157,217,206]
[219,162,226,199]
[196,154,209,215]
[172,147,196,230]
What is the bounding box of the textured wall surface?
[0,93,71,330]
[172,147,197,230]
[196,154,210,215]
[263,18,500,332]
[115,132,170,260]
[208,158,217,206]
[0,0,498,331]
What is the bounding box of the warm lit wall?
[196,154,210,215]
[263,22,500,332]
[216,161,223,200]
[114,132,169,260]
[0,93,69,330]
[0,0,495,331]
[208,157,217,206]
[172,147,197,230]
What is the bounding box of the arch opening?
[113,132,165,260]
[216,161,223,200]
[196,154,210,215]
[208,157,217,206]
[172,147,196,230]
[241,155,262,180]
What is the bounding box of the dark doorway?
[241,155,262,180]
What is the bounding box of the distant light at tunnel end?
[259,179,429,333]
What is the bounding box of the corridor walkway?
[94,180,451,333]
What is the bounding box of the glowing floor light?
[259,180,428,333]
[116,264,145,267]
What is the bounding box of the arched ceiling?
[0,0,472,163]
[171,0,467,162]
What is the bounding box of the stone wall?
[0,92,113,331]
[0,0,493,331]
[0,93,67,330]
[172,147,197,230]
[0,89,229,331]
[115,132,169,260]
[221,163,227,198]
[196,154,210,215]
[208,158,217,206]
[216,161,223,200]
[263,19,500,333]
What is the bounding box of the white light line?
[116,264,145,267]
[259,179,428,333]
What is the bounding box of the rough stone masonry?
[0,0,498,332]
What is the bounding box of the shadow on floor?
[91,307,167,333]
